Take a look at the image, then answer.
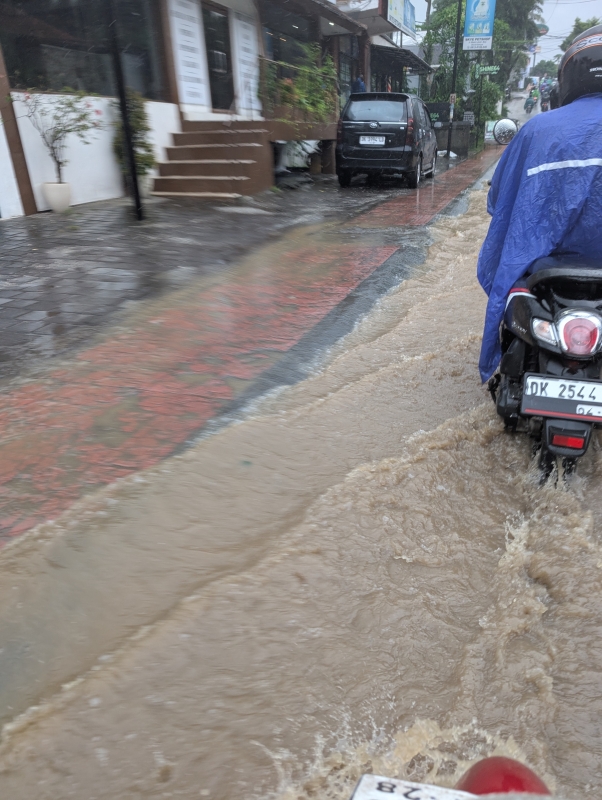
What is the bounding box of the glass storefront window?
[202,2,234,110]
[261,0,311,65]
[0,0,166,100]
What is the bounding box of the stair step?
[154,175,251,194]
[182,119,267,132]
[166,143,262,161]
[173,130,267,146]
[159,159,259,178]
[151,191,243,199]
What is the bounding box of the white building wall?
[11,93,180,215]
[0,123,24,219]
[145,101,182,164]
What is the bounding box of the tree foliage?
[530,59,557,77]
[425,0,543,94]
[423,0,542,137]
[21,90,101,183]
[560,17,601,52]
[113,89,155,178]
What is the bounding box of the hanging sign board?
[475,64,500,78]
[168,0,211,107]
[463,0,497,51]
[387,0,417,39]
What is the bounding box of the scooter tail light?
[551,434,586,449]
[557,311,602,356]
[532,318,558,346]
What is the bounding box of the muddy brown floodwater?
[1,185,602,799]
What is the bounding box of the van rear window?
[344,100,407,122]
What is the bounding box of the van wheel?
[407,157,422,189]
[338,172,351,188]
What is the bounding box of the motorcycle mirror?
[493,118,519,145]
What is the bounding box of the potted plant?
[113,90,155,197]
[21,90,101,213]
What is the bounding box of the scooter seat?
[526,255,602,292]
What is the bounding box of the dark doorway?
[202,2,234,111]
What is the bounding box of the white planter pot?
[139,173,155,198]
[42,182,71,213]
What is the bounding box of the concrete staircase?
[152,120,274,200]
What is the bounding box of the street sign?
[463,0,497,51]
[537,23,549,35]
[450,93,457,104]
[475,64,500,78]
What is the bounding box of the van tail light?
[557,311,602,356]
[337,118,343,144]
[406,117,414,145]
[551,434,586,449]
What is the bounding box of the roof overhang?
[273,0,367,34]
[371,43,433,73]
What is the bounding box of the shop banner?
[231,12,262,116]
[168,0,211,107]
[387,0,416,39]
[463,0,497,51]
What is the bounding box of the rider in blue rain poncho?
[477,24,602,383]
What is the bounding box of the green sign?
[475,64,500,78]
[537,23,549,36]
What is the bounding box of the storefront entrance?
[202,2,235,111]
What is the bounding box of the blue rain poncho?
[478,93,602,382]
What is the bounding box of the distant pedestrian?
[351,74,366,93]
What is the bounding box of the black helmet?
[558,24,602,106]
[549,81,560,109]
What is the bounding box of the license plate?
[522,373,602,423]
[359,135,385,145]
[351,775,475,800]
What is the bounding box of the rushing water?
[1,186,602,798]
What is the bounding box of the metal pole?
[476,73,484,147]
[105,0,143,221]
[446,0,464,158]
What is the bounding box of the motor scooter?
[490,255,602,477]
[483,120,602,478]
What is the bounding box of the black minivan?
[336,93,438,188]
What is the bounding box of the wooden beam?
[158,0,181,108]
[0,42,37,215]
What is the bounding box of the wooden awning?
[371,43,433,74]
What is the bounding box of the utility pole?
[105,0,143,221]
[446,0,464,158]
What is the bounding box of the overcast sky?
[409,0,600,64]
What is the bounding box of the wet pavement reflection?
[0,148,500,541]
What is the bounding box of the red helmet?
[558,24,602,106]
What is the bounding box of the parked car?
[336,93,438,188]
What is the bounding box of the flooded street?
[2,178,602,800]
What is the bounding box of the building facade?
[0,0,426,217]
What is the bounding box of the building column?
[158,0,181,108]
[361,33,370,89]
[0,42,37,215]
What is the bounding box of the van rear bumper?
[336,147,416,173]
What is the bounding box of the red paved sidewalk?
[0,149,499,540]
[354,146,500,228]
